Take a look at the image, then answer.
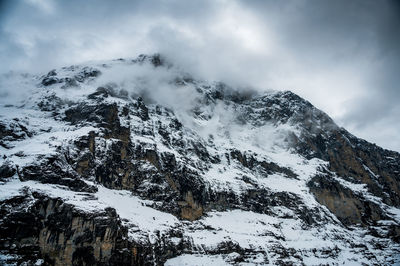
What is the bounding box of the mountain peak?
[1,56,400,265]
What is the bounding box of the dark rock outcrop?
[0,192,183,265]
[0,120,33,148]
[1,55,400,265]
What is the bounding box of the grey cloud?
[0,0,399,151]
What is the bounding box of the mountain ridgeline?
[0,54,399,265]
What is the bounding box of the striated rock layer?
[0,54,399,265]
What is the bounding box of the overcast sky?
[0,0,399,151]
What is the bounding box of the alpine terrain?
[0,54,399,265]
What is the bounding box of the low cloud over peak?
[0,0,399,151]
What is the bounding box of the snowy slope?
[0,55,399,265]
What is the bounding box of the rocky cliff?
[0,54,399,265]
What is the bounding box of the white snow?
[0,178,179,242]
[165,254,230,266]
[1,58,399,265]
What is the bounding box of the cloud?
[94,61,201,114]
[0,0,399,151]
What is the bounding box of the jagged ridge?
[0,54,399,265]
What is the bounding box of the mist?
[93,61,201,114]
[0,0,399,151]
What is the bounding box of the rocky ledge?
[0,54,399,265]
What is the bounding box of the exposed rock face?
[0,192,124,265]
[1,54,400,265]
[19,156,97,193]
[309,174,387,226]
[295,117,400,227]
[236,90,400,228]
[0,120,33,148]
[0,162,16,180]
[0,191,184,265]
[41,67,101,87]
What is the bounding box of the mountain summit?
[1,54,399,265]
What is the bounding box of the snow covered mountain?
[0,54,399,265]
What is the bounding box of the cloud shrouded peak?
[0,0,399,151]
